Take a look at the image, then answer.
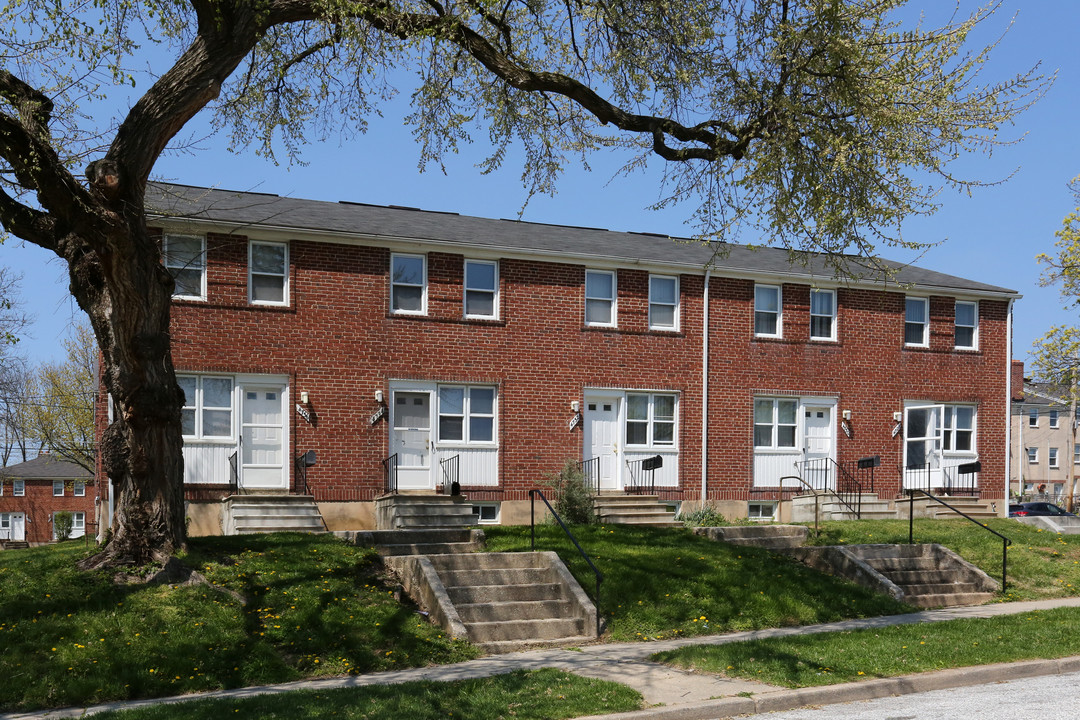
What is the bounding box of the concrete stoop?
[791,493,895,522]
[375,494,476,530]
[223,495,326,535]
[899,496,1001,520]
[692,524,809,550]
[786,543,998,608]
[386,551,598,654]
[335,527,486,556]
[593,494,681,527]
[1016,515,1080,534]
[0,540,29,550]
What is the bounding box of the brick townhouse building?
[101,183,1017,533]
[1,455,97,545]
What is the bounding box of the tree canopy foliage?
[0,0,1048,566]
[1033,175,1080,383]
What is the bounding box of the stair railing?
[793,457,865,519]
[906,489,1011,591]
[382,453,399,495]
[528,488,603,637]
[294,450,316,496]
[900,459,981,497]
[440,454,460,493]
[228,451,240,495]
[624,455,661,495]
[577,457,600,495]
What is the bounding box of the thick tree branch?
[0,186,57,251]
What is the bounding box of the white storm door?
[1,512,26,541]
[240,384,287,489]
[392,390,434,490]
[803,405,834,489]
[904,404,944,489]
[585,395,621,491]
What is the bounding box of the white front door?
[0,513,25,542]
[392,390,434,490]
[584,395,621,491]
[803,405,834,489]
[904,404,944,489]
[240,384,287,490]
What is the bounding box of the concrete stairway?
[1,540,29,550]
[375,494,476,530]
[592,494,681,527]
[422,552,597,653]
[900,495,1000,520]
[223,495,326,535]
[692,524,809,550]
[791,493,896,522]
[336,528,485,556]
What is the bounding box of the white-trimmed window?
[390,253,427,315]
[904,297,928,347]
[748,502,777,522]
[52,511,85,540]
[249,241,288,305]
[163,234,206,300]
[809,289,836,341]
[941,405,975,453]
[754,285,782,337]
[1027,447,1038,464]
[12,479,24,497]
[178,375,234,439]
[1029,408,1039,427]
[754,398,798,449]
[471,503,500,524]
[626,393,677,447]
[53,479,64,497]
[73,480,85,497]
[584,270,616,327]
[438,386,496,444]
[463,260,498,319]
[1050,447,1060,469]
[954,300,977,350]
[1050,410,1060,429]
[648,275,679,331]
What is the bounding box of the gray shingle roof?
[0,455,93,480]
[147,183,1016,296]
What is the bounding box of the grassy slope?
[482,524,910,642]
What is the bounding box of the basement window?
[748,502,777,522]
[471,503,500,524]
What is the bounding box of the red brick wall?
[146,230,1009,505]
[0,478,98,544]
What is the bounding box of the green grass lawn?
[653,605,1080,688]
[482,524,911,642]
[0,533,477,712]
[806,519,1080,600]
[88,669,643,720]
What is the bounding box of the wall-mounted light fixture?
[893,411,902,422]
[840,410,853,438]
[374,390,384,404]
[842,409,852,421]
[570,400,580,413]
[300,391,309,405]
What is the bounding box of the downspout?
[701,269,711,504]
[1005,298,1014,510]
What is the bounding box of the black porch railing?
[528,488,603,637]
[228,450,239,495]
[907,488,1010,590]
[294,450,316,496]
[901,460,981,496]
[793,455,878,520]
[440,454,460,493]
[382,453,399,494]
[624,455,662,495]
[577,457,600,494]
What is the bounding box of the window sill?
[387,313,507,328]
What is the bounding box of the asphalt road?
[758,669,1080,720]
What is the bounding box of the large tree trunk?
[71,189,186,570]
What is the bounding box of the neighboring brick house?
[0,455,96,545]
[1009,361,1078,500]
[107,183,1017,533]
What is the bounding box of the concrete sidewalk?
[8,596,1080,720]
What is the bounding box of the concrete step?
[896,582,986,595]
[476,635,597,654]
[881,569,960,585]
[863,556,938,571]
[364,528,477,545]
[693,524,809,550]
[447,582,565,604]
[427,552,548,571]
[438,567,555,587]
[467,617,586,643]
[377,542,484,556]
[456,600,574,623]
[904,591,996,608]
[1,541,29,550]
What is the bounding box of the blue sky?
[3,1,1078,372]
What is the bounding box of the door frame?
[389,381,437,491]
[236,375,290,491]
[583,390,624,491]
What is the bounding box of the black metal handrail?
[382,453,399,494]
[440,454,460,492]
[794,457,863,519]
[900,459,981,496]
[906,489,1011,590]
[294,450,316,496]
[528,488,603,637]
[577,457,600,495]
[228,451,239,495]
[624,456,659,495]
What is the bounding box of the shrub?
[543,460,595,525]
[680,504,730,527]
[53,511,74,541]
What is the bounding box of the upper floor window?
[754,397,798,449]
[649,275,679,331]
[178,375,234,440]
[1050,447,1061,468]
[584,270,616,327]
[249,241,288,305]
[904,297,928,347]
[1027,447,1038,463]
[438,386,496,444]
[163,234,206,300]
[53,479,64,496]
[391,253,426,315]
[1050,410,1060,429]
[73,480,85,497]
[754,285,782,337]
[464,260,498,319]
[955,300,977,350]
[12,479,24,496]
[626,393,676,447]
[809,289,836,341]
[1028,408,1039,427]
